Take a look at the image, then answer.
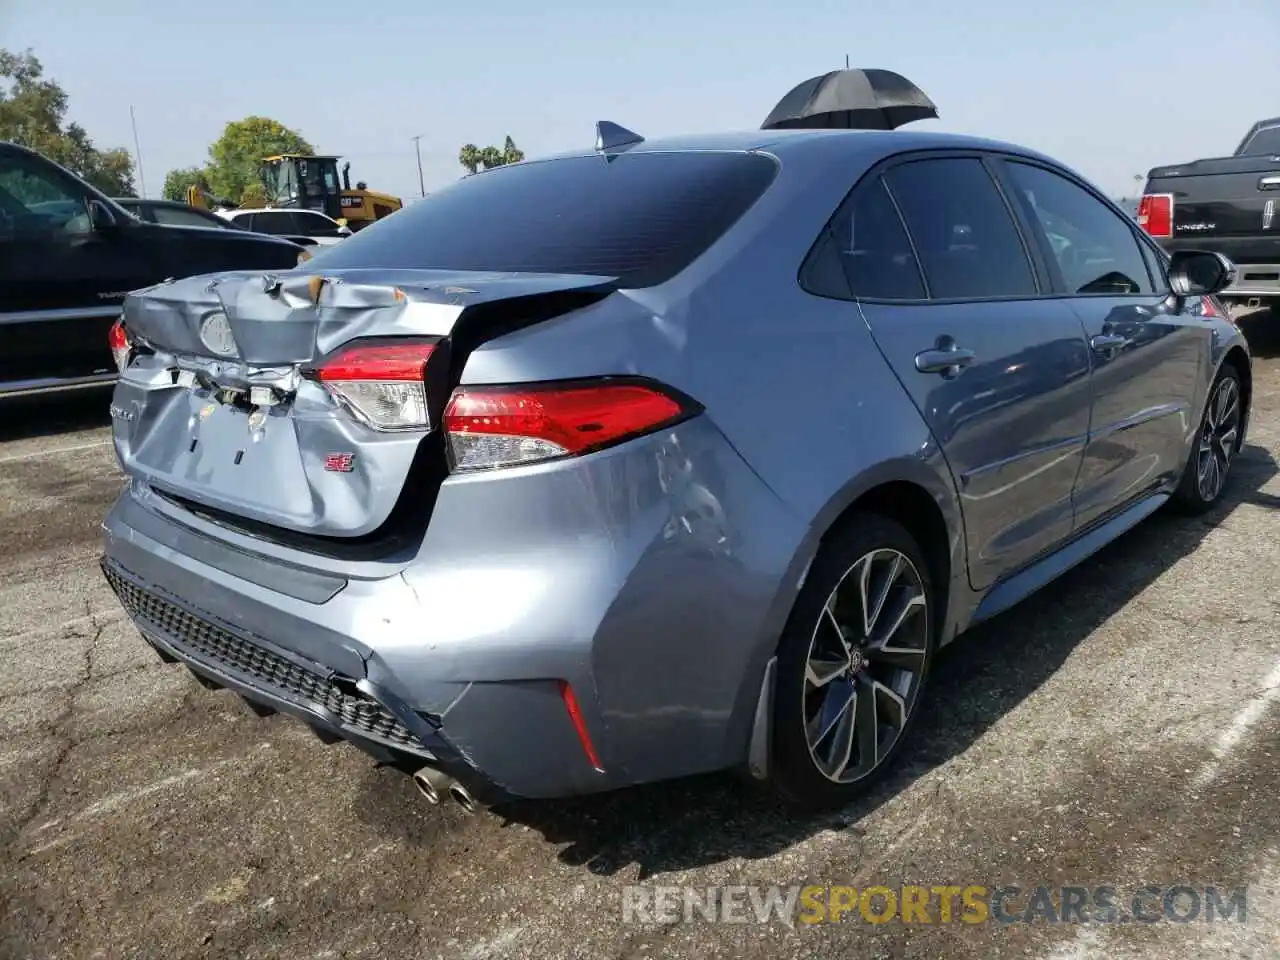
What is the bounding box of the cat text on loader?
[259,154,402,232]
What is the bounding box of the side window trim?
[995,156,1157,298]
[875,174,931,299]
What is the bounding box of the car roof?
[510,127,1059,169]
[230,208,333,217]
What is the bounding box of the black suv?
[0,142,303,398]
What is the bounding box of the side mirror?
[337,225,352,237]
[1168,250,1236,297]
[88,199,119,233]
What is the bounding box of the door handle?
[1090,332,1130,352]
[914,343,977,375]
[1259,175,1280,191]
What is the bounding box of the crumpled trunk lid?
[111,268,615,543]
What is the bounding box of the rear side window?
[885,158,1037,300]
[835,178,926,300]
[307,151,779,287]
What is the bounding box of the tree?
[206,116,314,204]
[162,166,207,202]
[238,182,268,208]
[458,143,481,175]
[457,136,523,175]
[0,48,136,196]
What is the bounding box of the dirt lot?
[2,314,1280,959]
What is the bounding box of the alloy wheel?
[1197,375,1241,502]
[802,548,929,784]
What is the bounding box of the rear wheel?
[1172,365,1243,513]
[769,513,935,808]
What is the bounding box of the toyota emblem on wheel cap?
[199,312,238,358]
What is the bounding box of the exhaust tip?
[448,782,479,814]
[412,767,443,805]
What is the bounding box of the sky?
[3,0,1278,202]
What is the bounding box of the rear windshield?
[1239,126,1280,156]
[306,150,779,287]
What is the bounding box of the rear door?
[841,154,1093,590]
[1000,159,1208,528]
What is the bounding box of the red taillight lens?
[443,378,696,472]
[1137,193,1173,238]
[312,338,437,431]
[108,318,131,373]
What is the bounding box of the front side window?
[0,150,91,238]
[293,211,341,236]
[884,158,1038,300]
[250,211,294,235]
[1004,161,1153,296]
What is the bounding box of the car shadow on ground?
[356,442,1278,880]
[1233,305,1280,357]
[0,389,112,444]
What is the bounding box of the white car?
[218,208,351,246]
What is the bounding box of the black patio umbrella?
[762,68,938,131]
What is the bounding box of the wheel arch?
[742,461,967,781]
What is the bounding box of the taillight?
[443,378,699,472]
[108,318,131,373]
[1193,296,1220,318]
[312,338,437,431]
[1137,193,1173,238]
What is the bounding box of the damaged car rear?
[100,141,797,810]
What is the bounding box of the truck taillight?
[311,338,439,431]
[108,318,131,373]
[1137,193,1174,238]
[443,378,700,472]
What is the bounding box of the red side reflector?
[444,378,696,471]
[1137,193,1173,238]
[558,680,604,772]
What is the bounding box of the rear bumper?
[101,556,507,803]
[1221,263,1280,299]
[100,416,808,800]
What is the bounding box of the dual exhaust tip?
[413,766,482,814]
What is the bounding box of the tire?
[1172,364,1244,514]
[769,512,937,808]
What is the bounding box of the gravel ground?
[1,311,1279,959]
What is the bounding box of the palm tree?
[458,143,481,175]
[501,136,524,165]
[478,146,504,170]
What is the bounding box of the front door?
[839,155,1093,590]
[0,148,158,386]
[999,159,1210,528]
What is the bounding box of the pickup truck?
[0,142,305,399]
[1139,117,1280,312]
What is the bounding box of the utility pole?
[129,105,147,198]
[845,54,850,69]
[411,135,426,197]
